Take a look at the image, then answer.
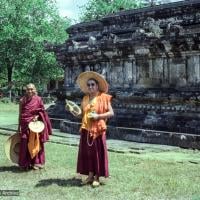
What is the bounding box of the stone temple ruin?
[48,0,200,149]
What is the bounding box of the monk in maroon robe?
[18,83,52,170]
[75,71,114,187]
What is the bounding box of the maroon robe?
[77,129,109,177]
[18,95,52,168]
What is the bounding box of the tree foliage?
[80,0,144,22]
[142,0,173,6]
[0,0,70,89]
[79,0,178,22]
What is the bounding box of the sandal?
[32,164,44,170]
[92,180,100,187]
[36,164,44,169]
[32,165,39,170]
[81,177,94,185]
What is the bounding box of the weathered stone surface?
[48,0,200,148]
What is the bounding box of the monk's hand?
[89,112,99,120]
[33,115,39,121]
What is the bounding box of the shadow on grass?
[35,177,82,187]
[0,165,26,173]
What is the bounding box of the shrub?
[0,97,11,103]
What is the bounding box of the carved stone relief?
[169,58,186,87]
[187,55,200,85]
[123,60,134,88]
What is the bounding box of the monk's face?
[26,86,36,97]
[87,79,99,95]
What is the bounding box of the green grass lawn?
[0,102,19,112]
[1,103,200,200]
[1,133,200,200]
[0,102,18,125]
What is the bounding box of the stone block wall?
[48,0,200,148]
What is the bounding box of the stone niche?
[49,0,200,149]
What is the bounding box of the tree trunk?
[5,58,14,86]
[7,65,13,84]
[5,58,14,101]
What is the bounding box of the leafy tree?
[0,0,70,90]
[80,0,144,22]
[142,0,173,6]
[79,0,180,22]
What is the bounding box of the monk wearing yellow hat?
[74,71,114,187]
